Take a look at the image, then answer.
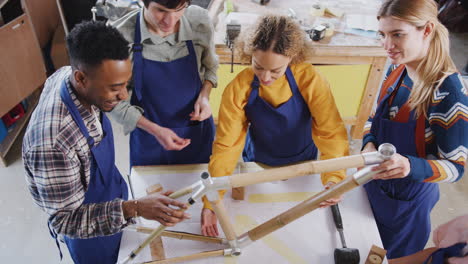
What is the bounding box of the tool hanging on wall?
[225,21,241,73]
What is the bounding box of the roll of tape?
[368,254,383,264]
[310,3,325,17]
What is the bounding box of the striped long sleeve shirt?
[22,67,129,239]
[363,65,468,183]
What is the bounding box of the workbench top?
[118,162,388,264]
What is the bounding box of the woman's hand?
[201,208,219,237]
[371,153,411,180]
[319,182,343,208]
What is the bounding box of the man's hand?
[137,116,190,150]
[123,191,190,227]
[201,208,219,237]
[319,182,343,208]
[190,95,212,122]
[153,125,191,151]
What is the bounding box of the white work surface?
[118,163,387,264]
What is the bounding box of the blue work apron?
[242,67,318,166]
[364,68,439,259]
[58,80,129,264]
[130,12,215,167]
[424,243,467,264]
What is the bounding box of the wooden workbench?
[209,0,387,139]
[118,163,388,264]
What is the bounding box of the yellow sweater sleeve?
[203,69,253,210]
[293,63,349,185]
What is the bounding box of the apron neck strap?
[60,79,95,147]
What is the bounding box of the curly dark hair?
[66,21,129,71]
[143,0,191,9]
[237,15,313,64]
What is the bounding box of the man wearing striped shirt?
[22,21,189,263]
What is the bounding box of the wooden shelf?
[0,88,41,167]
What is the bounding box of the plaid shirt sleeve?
[23,143,127,239]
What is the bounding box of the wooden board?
[0,14,46,117]
[210,64,371,123]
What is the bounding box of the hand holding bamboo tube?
[120,186,195,264]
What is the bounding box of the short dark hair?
[143,0,191,9]
[66,21,130,71]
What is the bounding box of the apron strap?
[387,70,427,158]
[249,67,298,105]
[284,67,300,95]
[249,75,261,105]
[60,80,95,147]
[48,219,63,260]
[132,12,144,101]
[378,65,407,104]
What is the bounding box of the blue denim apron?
[364,67,439,259]
[242,67,318,166]
[130,12,215,167]
[59,80,129,263]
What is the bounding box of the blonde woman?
[362,0,468,260]
[200,15,349,237]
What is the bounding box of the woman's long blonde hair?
[378,0,457,118]
[236,15,313,64]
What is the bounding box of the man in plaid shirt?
[22,21,189,264]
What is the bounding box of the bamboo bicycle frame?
[120,144,395,264]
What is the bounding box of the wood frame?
[120,146,395,264]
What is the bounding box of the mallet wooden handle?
[247,176,359,241]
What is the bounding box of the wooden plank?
[350,57,387,139]
[231,187,245,200]
[0,88,41,167]
[22,0,60,48]
[216,45,385,65]
[0,14,46,117]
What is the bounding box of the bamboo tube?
[229,154,365,188]
[134,227,224,244]
[141,249,226,264]
[146,184,166,261]
[247,176,359,241]
[121,185,194,264]
[210,199,237,241]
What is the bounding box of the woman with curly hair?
[200,15,349,237]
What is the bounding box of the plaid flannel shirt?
[22,67,129,239]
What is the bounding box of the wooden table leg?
[231,187,245,200]
[350,57,387,139]
[365,245,386,264]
